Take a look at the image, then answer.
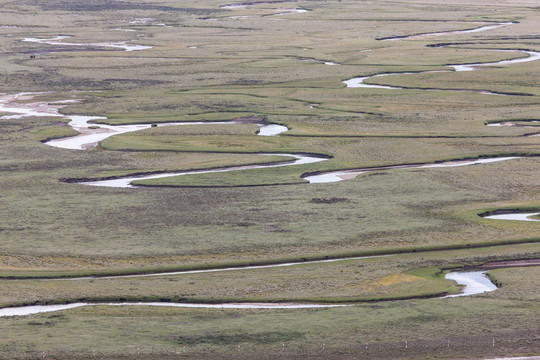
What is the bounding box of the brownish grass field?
[0,0,539,358]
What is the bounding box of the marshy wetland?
[1,0,540,358]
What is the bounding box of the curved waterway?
[344,49,540,93]
[22,35,151,51]
[346,22,540,94]
[487,120,540,127]
[13,21,532,187]
[304,157,519,183]
[0,269,497,317]
[46,117,288,150]
[483,212,540,222]
[0,93,289,150]
[443,271,497,297]
[0,93,326,188]
[380,22,514,41]
[0,302,346,317]
[80,153,327,188]
[60,255,394,280]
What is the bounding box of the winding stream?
[1,92,523,187]
[483,212,540,222]
[59,255,393,280]
[0,302,346,317]
[380,22,514,41]
[344,49,540,93]
[10,22,534,187]
[0,94,289,150]
[443,271,497,297]
[304,157,519,183]
[46,117,288,150]
[0,269,497,317]
[346,21,540,93]
[23,35,152,51]
[80,153,327,188]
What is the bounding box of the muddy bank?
[476,258,540,270]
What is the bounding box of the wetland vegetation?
[1,0,539,358]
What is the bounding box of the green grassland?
[1,0,540,358]
[0,266,539,359]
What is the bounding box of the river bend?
[0,269,497,317]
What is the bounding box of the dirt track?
[478,258,540,269]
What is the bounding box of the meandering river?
[7,22,536,187]
[443,271,497,297]
[344,48,540,93]
[483,212,540,222]
[0,269,497,317]
[46,117,288,150]
[345,21,539,94]
[380,22,514,41]
[80,153,327,188]
[23,35,152,51]
[304,157,519,183]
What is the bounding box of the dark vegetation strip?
[284,134,512,139]
[3,237,540,280]
[134,181,307,188]
[485,118,540,125]
[30,0,222,14]
[478,207,540,218]
[2,289,453,309]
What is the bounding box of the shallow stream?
[0,269,497,317]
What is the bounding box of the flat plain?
[0,0,539,359]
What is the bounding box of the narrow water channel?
[46,117,288,150]
[483,212,540,221]
[303,157,519,183]
[0,269,497,317]
[443,271,497,297]
[380,22,514,41]
[344,49,540,93]
[23,35,152,51]
[0,302,346,317]
[80,153,327,188]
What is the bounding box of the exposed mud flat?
[477,258,540,270]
